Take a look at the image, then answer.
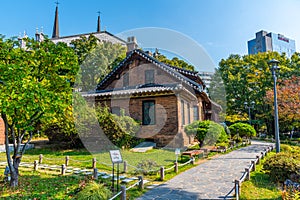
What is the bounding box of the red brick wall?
[0,118,5,145]
[98,95,184,147]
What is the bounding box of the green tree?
[154,50,195,71]
[0,36,78,187]
[71,36,126,91]
[184,120,228,147]
[265,76,300,132]
[219,52,298,134]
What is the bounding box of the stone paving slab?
[137,141,274,200]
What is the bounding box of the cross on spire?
[55,0,59,6]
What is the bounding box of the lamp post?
[244,101,255,125]
[268,59,280,153]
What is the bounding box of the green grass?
[240,152,282,200]
[0,148,178,174]
[0,169,83,199]
[0,147,198,199]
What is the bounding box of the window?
[181,100,185,125]
[187,103,191,124]
[193,106,199,121]
[145,70,154,84]
[111,107,121,116]
[142,101,155,125]
[123,73,129,87]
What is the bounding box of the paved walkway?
[137,140,274,200]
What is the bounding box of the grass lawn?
[0,147,179,173]
[240,152,282,200]
[0,147,196,199]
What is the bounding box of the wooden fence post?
[174,162,178,173]
[61,164,66,175]
[92,158,96,169]
[245,168,250,180]
[39,154,43,164]
[138,176,144,190]
[65,156,69,166]
[121,185,126,200]
[256,155,260,165]
[123,161,127,173]
[93,168,98,180]
[251,160,256,171]
[191,157,195,165]
[235,179,240,199]
[160,166,165,181]
[261,152,264,159]
[34,160,38,171]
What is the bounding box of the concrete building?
[198,71,214,90]
[248,30,296,57]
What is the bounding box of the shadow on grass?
[0,172,117,199]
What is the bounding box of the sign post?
[175,148,180,163]
[109,150,123,193]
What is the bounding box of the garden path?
[137,140,274,200]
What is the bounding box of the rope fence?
[224,145,275,200]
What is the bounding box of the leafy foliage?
[0,36,78,186]
[218,52,300,134]
[135,159,159,175]
[263,152,300,183]
[96,106,141,148]
[266,76,300,132]
[184,120,228,147]
[154,50,195,71]
[71,35,126,91]
[229,122,256,138]
[76,181,112,200]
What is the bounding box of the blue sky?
[1,0,300,69]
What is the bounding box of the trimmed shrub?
[76,181,111,200]
[263,152,300,182]
[185,120,228,147]
[135,159,159,175]
[96,106,142,148]
[229,122,256,139]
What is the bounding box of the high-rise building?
[248,30,296,57]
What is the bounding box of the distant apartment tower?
[198,71,214,90]
[248,30,296,57]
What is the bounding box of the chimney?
[126,36,138,54]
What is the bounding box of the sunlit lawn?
[0,147,195,199]
[240,152,282,200]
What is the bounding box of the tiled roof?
[82,84,183,97]
[50,31,127,44]
[96,49,204,92]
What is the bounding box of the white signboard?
[109,150,123,164]
[175,148,181,155]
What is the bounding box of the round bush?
[185,120,228,147]
[263,152,300,182]
[229,122,256,138]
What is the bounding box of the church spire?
[52,1,60,38]
[97,11,101,32]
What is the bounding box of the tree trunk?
[10,157,21,187]
[10,168,19,187]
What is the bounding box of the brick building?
[83,49,221,148]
